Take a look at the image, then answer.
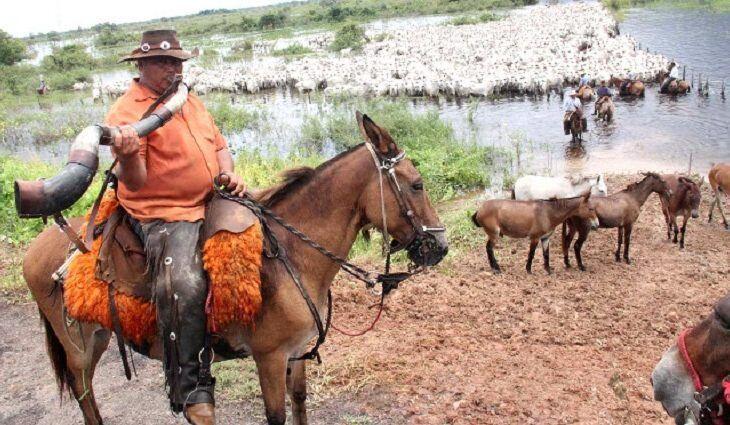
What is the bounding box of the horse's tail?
[40,309,71,400]
[471,212,481,228]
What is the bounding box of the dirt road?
[1,175,728,424]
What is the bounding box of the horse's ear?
[356,111,397,156]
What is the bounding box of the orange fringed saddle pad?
[63,192,263,346]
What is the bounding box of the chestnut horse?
[652,293,730,424]
[563,173,671,269]
[659,174,702,249]
[610,76,645,97]
[471,192,598,274]
[708,162,730,229]
[22,112,448,425]
[568,111,584,143]
[659,70,691,95]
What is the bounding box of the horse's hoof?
[545,268,552,275]
[578,265,587,272]
[624,258,631,264]
[614,256,621,262]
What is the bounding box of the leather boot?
[184,403,215,425]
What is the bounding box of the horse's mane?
[623,172,660,192]
[254,143,365,207]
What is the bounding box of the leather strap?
[108,284,132,380]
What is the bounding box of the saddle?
[95,193,259,300]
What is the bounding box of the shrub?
[41,44,94,72]
[271,43,313,57]
[258,12,287,30]
[329,24,366,52]
[0,30,26,66]
[0,64,36,95]
[94,29,135,47]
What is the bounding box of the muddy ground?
[1,174,728,424]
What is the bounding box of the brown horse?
[610,76,645,97]
[652,293,730,424]
[658,70,691,95]
[471,192,598,274]
[568,111,584,143]
[708,162,730,229]
[22,112,449,425]
[659,174,702,249]
[596,97,615,123]
[577,85,594,102]
[563,172,671,269]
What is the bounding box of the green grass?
[603,0,730,13]
[206,98,264,134]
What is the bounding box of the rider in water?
[621,71,636,94]
[593,80,613,115]
[660,61,680,93]
[563,89,583,135]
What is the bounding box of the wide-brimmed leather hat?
[119,29,198,63]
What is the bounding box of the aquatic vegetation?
[207,99,263,134]
[271,43,315,57]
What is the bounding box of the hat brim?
[119,48,199,63]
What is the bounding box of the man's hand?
[221,171,247,196]
[111,125,140,162]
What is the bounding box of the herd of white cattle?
[96,2,669,99]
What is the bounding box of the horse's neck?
[627,178,656,206]
[272,149,372,296]
[546,198,581,224]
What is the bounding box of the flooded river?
[3,5,728,177]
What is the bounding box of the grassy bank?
[603,0,730,13]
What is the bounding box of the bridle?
[214,142,446,362]
[677,328,730,425]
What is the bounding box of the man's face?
[137,56,183,94]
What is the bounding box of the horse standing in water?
[708,162,730,229]
[577,85,594,102]
[563,173,671,269]
[568,111,584,143]
[652,293,730,425]
[610,76,645,97]
[22,112,448,425]
[659,70,691,95]
[659,174,702,249]
[596,97,615,123]
[472,192,598,274]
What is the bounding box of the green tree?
[329,24,366,51]
[0,29,26,66]
[41,44,94,71]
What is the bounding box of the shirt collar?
[131,78,160,102]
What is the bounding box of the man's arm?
[216,148,246,195]
[112,125,147,192]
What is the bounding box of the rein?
[677,329,730,425]
[214,144,444,362]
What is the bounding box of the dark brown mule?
[659,174,702,249]
[708,162,730,229]
[563,172,671,269]
[652,293,730,424]
[569,111,584,143]
[471,192,598,274]
[23,112,448,425]
[610,76,645,97]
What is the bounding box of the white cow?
[513,174,608,200]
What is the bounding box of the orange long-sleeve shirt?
[105,79,228,222]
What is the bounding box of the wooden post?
[705,77,710,97]
[682,66,686,81]
[698,73,702,95]
[722,80,726,100]
[691,71,694,88]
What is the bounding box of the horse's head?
[679,177,701,218]
[575,191,599,230]
[594,174,608,197]
[652,294,730,424]
[643,172,672,198]
[355,111,448,267]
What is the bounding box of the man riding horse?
[593,80,612,115]
[563,89,584,135]
[107,30,246,424]
[660,61,680,94]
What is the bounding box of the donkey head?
[575,191,599,230]
[678,177,701,218]
[355,111,448,267]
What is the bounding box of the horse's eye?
[412,182,424,191]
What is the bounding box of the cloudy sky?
[1,0,288,37]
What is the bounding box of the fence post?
[688,153,693,175]
[698,73,703,95]
[722,80,726,100]
[691,71,694,89]
[683,65,686,81]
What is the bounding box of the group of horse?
[16,103,730,424]
[567,73,691,143]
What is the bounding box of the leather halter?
[677,329,730,425]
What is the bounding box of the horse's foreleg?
[680,214,689,249]
[255,350,289,425]
[526,239,538,274]
[574,229,588,272]
[486,238,501,273]
[615,226,623,262]
[623,224,633,264]
[287,360,308,425]
[717,192,729,229]
[562,221,576,268]
[540,236,551,274]
[672,214,679,244]
[708,195,717,223]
